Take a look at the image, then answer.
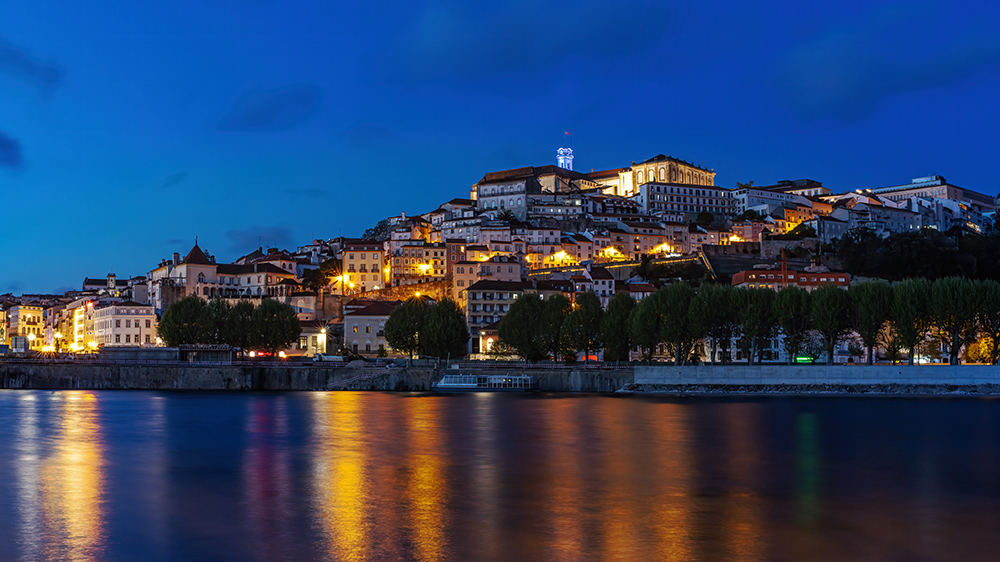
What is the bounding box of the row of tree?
[495,277,1000,365]
[384,298,469,360]
[158,295,301,353]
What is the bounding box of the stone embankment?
[621,383,1000,395]
[0,362,632,392]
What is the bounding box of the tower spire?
[557,131,574,171]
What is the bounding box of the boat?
[433,372,538,392]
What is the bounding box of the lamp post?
[54,332,63,352]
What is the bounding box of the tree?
[157,295,208,346]
[629,293,663,362]
[495,210,518,224]
[362,219,391,242]
[850,280,894,365]
[224,300,258,351]
[384,297,429,360]
[540,294,572,361]
[892,278,931,365]
[561,292,604,362]
[690,283,738,365]
[497,293,546,361]
[200,298,231,345]
[254,299,301,355]
[737,288,777,364]
[655,283,702,365]
[977,280,1000,364]
[811,285,852,364]
[775,287,812,364]
[421,299,469,360]
[929,277,980,364]
[602,292,636,362]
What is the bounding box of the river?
[0,391,997,561]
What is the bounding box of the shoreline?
[620,382,1000,396]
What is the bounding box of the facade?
[9,305,44,351]
[341,241,386,294]
[463,280,530,353]
[731,270,851,291]
[92,301,157,347]
[868,175,997,212]
[345,301,399,355]
[628,154,716,194]
[634,182,733,218]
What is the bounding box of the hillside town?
[2,146,997,364]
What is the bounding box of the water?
[0,391,998,561]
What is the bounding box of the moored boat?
[433,373,538,392]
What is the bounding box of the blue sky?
[2,1,999,293]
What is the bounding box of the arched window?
[658,168,666,181]
[636,170,644,184]
[516,197,522,206]
[198,273,205,283]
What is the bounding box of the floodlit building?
[92,301,158,347]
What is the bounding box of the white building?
[92,301,158,347]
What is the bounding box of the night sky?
[2,1,999,293]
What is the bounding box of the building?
[634,182,733,218]
[92,301,157,347]
[868,175,997,212]
[8,305,44,351]
[474,165,602,221]
[340,241,386,294]
[462,280,531,353]
[625,154,716,196]
[344,301,400,355]
[732,269,851,291]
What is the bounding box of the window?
[125,335,131,343]
[126,320,131,328]
[146,319,151,328]
[115,334,120,343]
[145,335,151,343]
[365,325,371,334]
[116,320,121,328]
[353,326,358,333]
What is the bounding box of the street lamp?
[55,332,63,352]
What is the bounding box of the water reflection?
[649,402,695,561]
[312,393,370,562]
[1,392,999,561]
[16,392,106,562]
[722,403,763,562]
[243,397,294,561]
[405,396,448,562]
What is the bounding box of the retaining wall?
[635,364,1000,385]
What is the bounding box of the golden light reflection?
[15,392,43,561]
[541,398,587,561]
[721,403,764,562]
[41,391,106,561]
[313,393,369,562]
[406,397,447,562]
[650,403,695,561]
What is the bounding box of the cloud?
[6,280,23,293]
[166,238,184,246]
[225,226,294,252]
[775,5,1000,121]
[160,172,187,188]
[52,285,74,295]
[285,188,329,198]
[0,131,23,168]
[217,84,321,132]
[0,37,63,92]
[387,1,671,88]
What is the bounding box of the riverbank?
[0,362,632,392]
[621,382,1000,396]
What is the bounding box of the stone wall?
[355,280,452,302]
[636,364,1000,385]
[0,363,632,392]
